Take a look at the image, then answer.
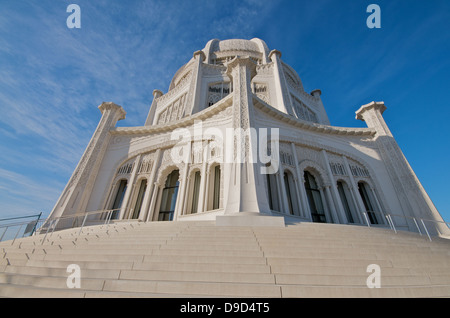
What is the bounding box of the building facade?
[48,38,449,235]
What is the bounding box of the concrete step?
[275,273,432,286]
[26,259,134,270]
[3,265,121,279]
[30,253,145,263]
[131,261,271,274]
[161,242,261,250]
[0,272,105,291]
[142,254,267,265]
[270,264,412,276]
[0,220,448,298]
[119,269,275,284]
[262,250,380,260]
[266,257,393,268]
[150,249,264,257]
[0,283,87,298]
[280,284,450,298]
[102,279,281,297]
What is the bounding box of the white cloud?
[0,0,281,220]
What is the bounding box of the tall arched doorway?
[304,171,326,223]
[131,179,147,219]
[284,170,299,216]
[358,181,378,224]
[110,179,127,219]
[158,170,180,221]
[189,170,201,214]
[337,180,356,224]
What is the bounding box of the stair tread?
[0,221,448,298]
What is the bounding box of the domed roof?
[211,39,261,53]
[203,38,270,64]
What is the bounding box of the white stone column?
[222,57,268,215]
[369,185,386,225]
[274,172,283,212]
[141,149,161,222]
[291,143,310,219]
[48,102,126,220]
[343,156,366,223]
[173,147,191,221]
[324,185,339,223]
[346,182,364,224]
[203,167,211,211]
[321,150,347,224]
[301,177,313,222]
[291,175,302,217]
[145,89,163,126]
[185,50,205,115]
[119,155,141,219]
[277,163,290,215]
[217,56,283,226]
[268,50,292,115]
[356,101,450,236]
[197,151,208,212]
[147,182,161,222]
[319,187,332,223]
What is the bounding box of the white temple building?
[47,38,449,236]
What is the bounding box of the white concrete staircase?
[1,221,450,298]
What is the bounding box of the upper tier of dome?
[202,38,271,64]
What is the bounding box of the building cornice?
[253,97,376,137]
[111,93,376,138]
[111,94,233,136]
[355,101,386,121]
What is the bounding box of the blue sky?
[0,0,449,223]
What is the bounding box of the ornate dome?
[203,38,270,65]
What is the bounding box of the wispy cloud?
[0,167,64,218]
[2,0,447,223]
[0,0,278,218]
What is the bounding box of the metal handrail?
[2,207,448,245]
[38,207,135,245]
[0,213,44,243]
[359,209,450,241]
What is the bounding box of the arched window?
[131,179,147,219]
[266,172,280,212]
[337,181,355,223]
[110,179,127,219]
[190,171,201,214]
[304,171,326,223]
[211,165,221,210]
[158,170,180,221]
[358,182,378,224]
[283,171,299,215]
[207,82,231,107]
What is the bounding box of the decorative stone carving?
[46,39,448,236]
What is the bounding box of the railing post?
[50,218,60,237]
[363,212,371,227]
[41,219,55,245]
[0,226,8,242]
[11,224,24,245]
[420,219,432,242]
[78,213,89,237]
[413,218,422,236]
[384,214,393,231]
[30,212,42,237]
[106,210,113,225]
[387,215,397,234]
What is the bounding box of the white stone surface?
[45,38,449,237]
